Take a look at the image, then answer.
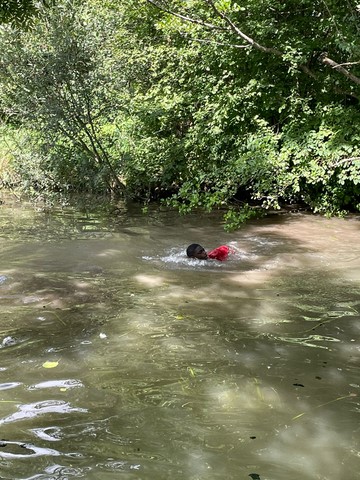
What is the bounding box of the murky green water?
[0,194,359,480]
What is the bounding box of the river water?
[0,195,359,480]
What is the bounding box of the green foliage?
[0,0,126,193]
[129,0,360,221]
[0,124,18,187]
[0,0,55,27]
[0,125,65,196]
[223,205,263,232]
[1,0,360,227]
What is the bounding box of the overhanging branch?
[145,0,360,88]
[146,0,225,31]
[203,0,281,55]
[320,54,360,85]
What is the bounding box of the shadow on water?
[0,194,359,480]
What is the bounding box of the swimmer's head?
[186,243,208,260]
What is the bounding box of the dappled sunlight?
[72,280,93,289]
[342,269,360,282]
[227,270,274,286]
[97,248,123,258]
[336,339,360,364]
[207,378,283,413]
[113,308,170,337]
[263,414,357,479]
[134,274,169,288]
[1,200,359,479]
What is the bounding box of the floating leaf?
[42,361,59,369]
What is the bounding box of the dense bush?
[1,0,360,226]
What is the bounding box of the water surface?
[0,195,359,480]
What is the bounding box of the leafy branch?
[145,0,360,87]
[145,0,226,31]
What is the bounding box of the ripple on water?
[0,441,61,459]
[1,336,17,347]
[31,426,63,442]
[28,379,84,391]
[0,400,87,425]
[43,464,89,476]
[98,460,141,472]
[21,464,91,479]
[0,382,22,391]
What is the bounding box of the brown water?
[0,195,359,480]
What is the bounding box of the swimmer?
[186,243,230,261]
[186,243,208,260]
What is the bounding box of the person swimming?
[186,243,230,261]
[186,243,208,259]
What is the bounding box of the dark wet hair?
[186,243,205,258]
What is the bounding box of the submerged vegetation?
[1,0,360,226]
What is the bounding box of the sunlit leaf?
[42,361,59,369]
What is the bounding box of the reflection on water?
[0,400,88,425]
[0,440,61,459]
[0,194,359,479]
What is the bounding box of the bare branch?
[180,33,248,49]
[146,0,226,31]
[333,86,359,100]
[299,64,318,79]
[320,54,360,85]
[146,0,318,78]
[333,156,360,167]
[203,0,282,55]
[146,0,360,89]
[332,60,360,68]
[203,0,320,79]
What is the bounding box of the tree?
[0,0,55,26]
[0,0,126,193]
[145,0,360,95]
[1,0,360,222]
[119,0,360,220]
